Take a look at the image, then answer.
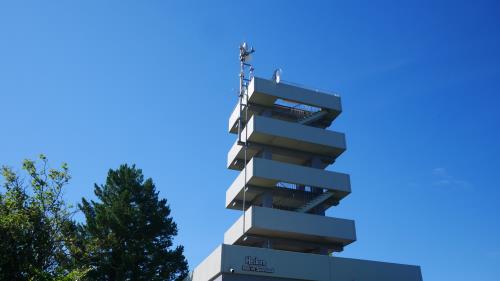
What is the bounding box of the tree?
[0,154,86,281]
[79,164,188,281]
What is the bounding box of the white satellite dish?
[272,68,282,84]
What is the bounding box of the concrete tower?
[186,44,423,281]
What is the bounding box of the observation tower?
[186,43,423,281]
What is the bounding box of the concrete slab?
[224,206,356,250]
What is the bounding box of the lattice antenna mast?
[238,42,255,231]
[238,42,255,144]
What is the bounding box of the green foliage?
[1,157,187,281]
[27,267,90,281]
[80,165,187,280]
[79,164,188,281]
[55,268,91,281]
[0,154,87,281]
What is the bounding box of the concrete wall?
[224,206,356,247]
[246,115,346,157]
[222,244,330,281]
[187,244,422,281]
[248,77,342,112]
[228,77,342,134]
[226,158,351,209]
[188,246,223,281]
[330,257,423,281]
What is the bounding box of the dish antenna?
[239,42,255,63]
[272,68,282,84]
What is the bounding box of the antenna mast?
[238,42,254,232]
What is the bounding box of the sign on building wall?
[242,256,275,273]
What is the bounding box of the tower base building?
[189,244,422,281]
[186,45,422,281]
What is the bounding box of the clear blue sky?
[1,1,499,280]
